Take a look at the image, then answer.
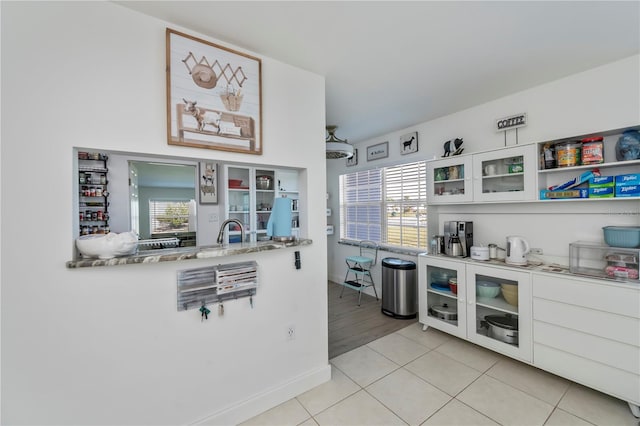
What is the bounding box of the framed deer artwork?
[199,162,218,204]
[400,131,418,155]
[166,29,262,155]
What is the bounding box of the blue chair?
[341,240,379,306]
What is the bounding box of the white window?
[149,200,193,234]
[339,161,427,249]
[339,169,383,241]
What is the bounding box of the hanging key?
[249,296,253,309]
[218,302,224,316]
[199,303,210,321]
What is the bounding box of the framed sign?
[346,148,358,166]
[199,162,218,204]
[166,28,262,155]
[495,113,527,132]
[367,142,388,161]
[400,131,418,155]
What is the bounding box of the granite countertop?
[66,238,312,268]
[420,253,639,288]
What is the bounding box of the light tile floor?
[241,323,639,426]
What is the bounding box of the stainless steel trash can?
[381,258,417,318]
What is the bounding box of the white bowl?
[76,231,138,259]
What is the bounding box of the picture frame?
[199,162,218,204]
[346,148,358,166]
[400,131,418,155]
[367,141,389,161]
[166,28,262,155]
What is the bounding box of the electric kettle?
[505,236,530,265]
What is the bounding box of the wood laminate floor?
[328,280,417,359]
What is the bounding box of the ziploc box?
[616,173,640,186]
[589,176,614,188]
[615,185,640,197]
[588,186,614,198]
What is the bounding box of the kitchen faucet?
[217,218,245,244]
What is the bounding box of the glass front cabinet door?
[254,168,276,241]
[225,166,298,243]
[225,166,252,243]
[466,264,532,362]
[426,156,473,204]
[419,255,532,362]
[472,144,537,203]
[418,255,467,339]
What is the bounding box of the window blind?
[383,161,427,248]
[339,161,427,249]
[339,169,383,241]
[149,200,191,234]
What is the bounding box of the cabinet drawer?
[533,274,640,318]
[533,298,640,346]
[534,321,640,374]
[534,343,640,405]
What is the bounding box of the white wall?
[327,55,640,291]
[1,2,329,425]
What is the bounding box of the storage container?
[569,241,640,282]
[556,142,582,167]
[603,226,640,248]
[581,137,604,165]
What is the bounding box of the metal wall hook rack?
[181,288,256,312]
[177,261,258,312]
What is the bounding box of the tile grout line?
[360,387,411,426]
[294,395,316,426]
[550,384,599,426]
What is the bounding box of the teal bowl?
[477,281,500,298]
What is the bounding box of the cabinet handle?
[468,300,474,305]
[458,298,465,303]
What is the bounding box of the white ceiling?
[117,1,640,144]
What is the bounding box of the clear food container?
[569,241,640,282]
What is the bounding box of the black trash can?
[381,258,417,319]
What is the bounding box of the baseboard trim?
[192,364,331,425]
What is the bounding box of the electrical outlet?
[530,248,543,255]
[286,325,296,341]
[208,213,219,222]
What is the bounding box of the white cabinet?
[418,256,467,339]
[225,165,253,242]
[418,255,532,362]
[427,144,537,204]
[276,169,300,237]
[472,144,537,203]
[536,126,640,202]
[426,156,473,204]
[224,165,299,243]
[466,264,532,362]
[532,273,640,410]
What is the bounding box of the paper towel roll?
[267,197,292,237]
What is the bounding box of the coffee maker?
[444,221,474,257]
